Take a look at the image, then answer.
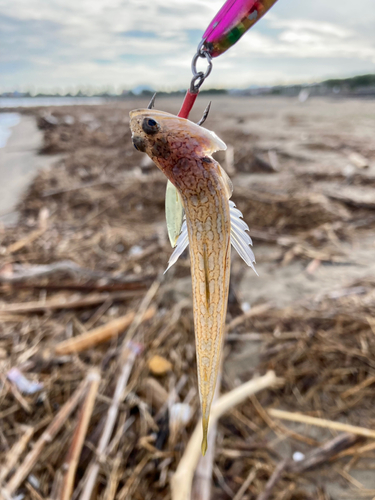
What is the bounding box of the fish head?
[129,109,226,163]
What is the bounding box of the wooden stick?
[3,375,89,496]
[171,371,281,500]
[0,260,148,284]
[333,439,375,460]
[60,370,101,500]
[80,277,159,499]
[123,275,161,345]
[54,306,155,355]
[268,409,375,439]
[0,425,34,482]
[0,291,140,314]
[191,372,222,500]
[226,303,272,332]
[340,375,375,399]
[233,467,257,500]
[79,343,141,500]
[256,460,288,500]
[290,433,359,473]
[6,228,45,255]
[102,453,122,500]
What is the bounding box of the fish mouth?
[132,135,147,152]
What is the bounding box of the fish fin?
[199,127,227,154]
[165,180,184,248]
[164,220,189,273]
[229,201,258,275]
[218,164,233,198]
[201,416,209,456]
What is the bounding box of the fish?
[129,105,257,454]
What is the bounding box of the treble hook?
[147,93,157,109]
[197,101,211,126]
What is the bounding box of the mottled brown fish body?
[129,109,232,454]
[172,157,231,454]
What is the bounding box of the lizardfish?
[129,103,257,454]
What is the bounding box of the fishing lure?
[201,0,279,57]
[130,99,257,454]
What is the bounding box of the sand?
[0,115,55,223]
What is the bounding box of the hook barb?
[147,93,157,109]
[197,101,211,126]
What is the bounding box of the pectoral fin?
[164,220,189,273]
[165,180,184,248]
[229,201,258,275]
[164,201,257,275]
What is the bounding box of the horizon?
[2,72,375,98]
[1,0,375,94]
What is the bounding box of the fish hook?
[197,101,211,126]
[147,93,157,109]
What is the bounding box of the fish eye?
[142,117,160,135]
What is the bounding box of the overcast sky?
[1,0,375,93]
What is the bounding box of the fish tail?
[201,415,209,455]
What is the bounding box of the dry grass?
[1,99,375,499]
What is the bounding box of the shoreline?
[0,115,55,224]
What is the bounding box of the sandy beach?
[0,114,53,223]
[1,96,375,500]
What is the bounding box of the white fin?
[164,220,189,273]
[165,180,184,248]
[164,201,257,276]
[196,126,227,154]
[229,201,258,275]
[203,128,227,153]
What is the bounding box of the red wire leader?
[178,89,199,119]
[177,0,278,119]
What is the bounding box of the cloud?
[1,0,375,92]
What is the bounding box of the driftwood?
[171,371,282,500]
[80,343,142,500]
[60,370,100,500]
[0,290,141,314]
[268,409,375,439]
[53,306,156,355]
[0,260,142,284]
[2,375,90,497]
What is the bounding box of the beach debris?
[38,113,59,128]
[148,355,173,376]
[63,115,75,125]
[1,100,375,499]
[347,151,370,169]
[7,368,44,395]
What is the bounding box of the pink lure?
[202,0,278,57]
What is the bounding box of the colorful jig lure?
[202,0,279,57]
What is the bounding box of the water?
[0,96,107,108]
[0,112,20,148]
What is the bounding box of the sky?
[1,0,375,93]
